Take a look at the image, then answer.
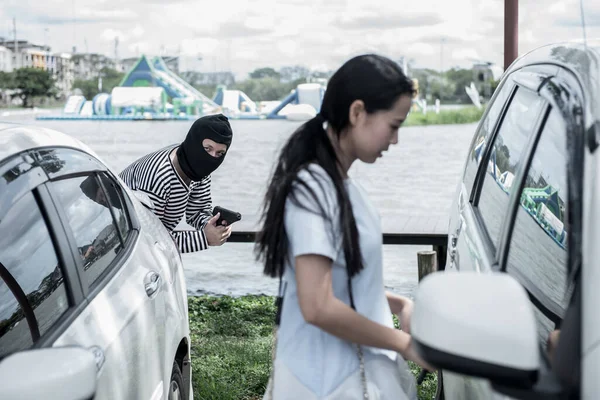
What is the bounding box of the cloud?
[3,0,600,77]
[180,38,219,55]
[101,29,128,42]
[131,25,145,38]
[451,48,482,63]
[335,13,444,30]
[216,21,273,39]
[78,8,138,21]
[557,9,600,27]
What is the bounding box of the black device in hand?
[212,206,242,226]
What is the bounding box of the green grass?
[404,106,485,126]
[189,295,437,400]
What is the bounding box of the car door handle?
[449,216,465,266]
[144,271,162,298]
[88,345,105,372]
[449,234,458,264]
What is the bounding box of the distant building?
[0,46,12,72]
[0,39,74,96]
[72,53,117,80]
[472,62,504,99]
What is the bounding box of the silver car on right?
[435,40,600,399]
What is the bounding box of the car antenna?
[579,0,588,49]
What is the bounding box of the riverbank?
[1,104,483,127]
[404,105,484,126]
[188,295,438,399]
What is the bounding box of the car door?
[444,66,559,400]
[494,69,585,400]
[36,147,167,400]
[0,152,85,382]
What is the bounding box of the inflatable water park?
[478,143,567,249]
[36,55,326,122]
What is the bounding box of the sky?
[2,0,599,78]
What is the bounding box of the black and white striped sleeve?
[186,175,212,231]
[170,230,209,253]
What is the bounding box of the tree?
[9,68,56,107]
[98,67,125,93]
[0,71,13,89]
[232,77,298,101]
[72,78,99,99]
[71,67,125,99]
[445,68,475,103]
[249,67,280,80]
[279,65,310,83]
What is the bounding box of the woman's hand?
[397,299,414,334]
[401,334,436,372]
[387,292,414,333]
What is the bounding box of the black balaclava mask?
[176,114,233,182]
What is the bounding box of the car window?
[0,191,69,359]
[476,87,546,248]
[505,108,568,342]
[97,172,131,244]
[34,148,105,179]
[463,77,515,192]
[52,175,123,287]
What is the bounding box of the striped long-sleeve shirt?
[119,144,212,253]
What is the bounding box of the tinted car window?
[34,148,104,179]
[0,192,69,358]
[505,108,568,342]
[463,77,515,191]
[477,87,546,248]
[98,173,131,243]
[52,175,122,287]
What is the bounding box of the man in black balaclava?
[119,114,234,254]
[176,113,232,182]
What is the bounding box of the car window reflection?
[0,192,68,358]
[506,108,569,342]
[52,175,122,287]
[477,87,546,247]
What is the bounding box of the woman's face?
[346,94,413,164]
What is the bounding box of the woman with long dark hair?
[255,54,432,399]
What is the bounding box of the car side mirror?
[0,347,97,400]
[411,271,540,388]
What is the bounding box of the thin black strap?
[274,275,284,326]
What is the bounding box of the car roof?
[0,123,98,165]
[507,39,600,126]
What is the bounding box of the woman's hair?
[255,54,415,279]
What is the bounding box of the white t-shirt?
[276,164,397,396]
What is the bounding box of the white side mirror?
[412,271,540,388]
[0,347,97,400]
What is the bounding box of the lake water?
[7,113,477,298]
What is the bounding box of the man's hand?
[204,213,232,246]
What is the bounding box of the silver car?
[0,124,192,400]
[409,40,600,399]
